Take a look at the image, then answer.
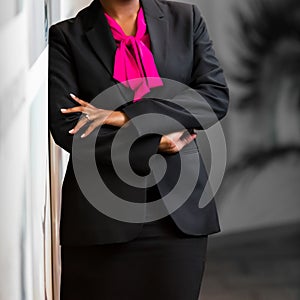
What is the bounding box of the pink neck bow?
[104,7,163,102]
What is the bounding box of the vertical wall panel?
[0,0,52,299]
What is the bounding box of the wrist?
[107,111,129,127]
[158,136,167,152]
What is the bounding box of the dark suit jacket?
[48,0,229,245]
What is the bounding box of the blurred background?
[0,0,299,299]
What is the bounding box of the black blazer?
[48,0,229,245]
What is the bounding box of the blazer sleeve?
[48,24,161,175]
[120,4,229,135]
[48,24,82,154]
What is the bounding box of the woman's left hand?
[61,93,129,138]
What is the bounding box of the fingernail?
[81,133,86,138]
[70,93,76,98]
[69,129,74,134]
[61,108,67,112]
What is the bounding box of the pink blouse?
[104,7,163,102]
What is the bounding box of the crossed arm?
[49,4,228,168]
[60,93,197,154]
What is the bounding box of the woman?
[48,0,229,299]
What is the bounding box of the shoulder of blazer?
[152,0,203,34]
[155,0,198,17]
[49,1,96,36]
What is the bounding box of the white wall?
[0,3,52,300]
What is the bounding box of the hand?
[61,93,129,138]
[158,130,197,154]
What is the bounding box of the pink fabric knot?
[104,8,163,102]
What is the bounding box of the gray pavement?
[200,223,300,300]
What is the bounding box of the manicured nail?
[81,133,86,138]
[61,108,67,112]
[70,93,76,98]
[69,129,74,134]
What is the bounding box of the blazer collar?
[84,0,168,77]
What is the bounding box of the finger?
[61,106,85,113]
[61,106,94,116]
[82,107,98,120]
[162,133,197,154]
[169,130,188,145]
[81,122,98,138]
[179,129,194,141]
[181,133,197,146]
[70,93,95,108]
[160,131,187,153]
[166,140,181,153]
[69,117,89,134]
[174,133,196,151]
[167,130,186,140]
[186,133,197,142]
[70,93,88,106]
[167,133,186,152]
[179,134,197,151]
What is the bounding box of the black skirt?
[60,191,208,300]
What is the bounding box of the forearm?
[106,111,129,127]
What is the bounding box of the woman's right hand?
[158,130,197,154]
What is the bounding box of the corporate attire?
[48,0,229,299]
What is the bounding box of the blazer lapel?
[83,0,168,78]
[84,0,117,77]
[140,0,169,77]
